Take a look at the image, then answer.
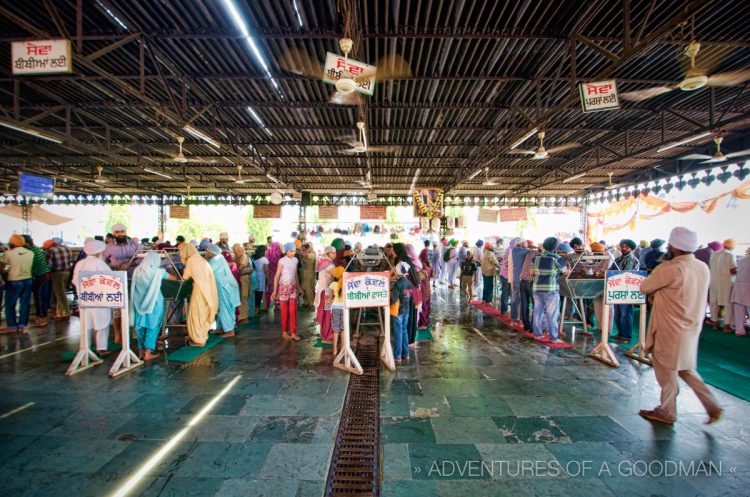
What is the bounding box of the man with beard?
[103,223,141,271]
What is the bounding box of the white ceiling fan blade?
[680,153,713,160]
[546,142,581,154]
[366,145,399,153]
[725,148,750,159]
[620,85,676,101]
[707,69,750,87]
[357,53,412,82]
[514,149,537,155]
[530,155,548,160]
[278,47,324,79]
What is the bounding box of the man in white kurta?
[731,248,750,336]
[72,239,112,353]
[639,227,722,425]
[708,239,737,329]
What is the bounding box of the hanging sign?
[322,52,376,96]
[18,172,55,197]
[604,270,647,305]
[478,208,499,223]
[579,80,620,113]
[343,271,390,309]
[253,204,282,218]
[12,39,72,75]
[318,205,339,219]
[169,205,190,219]
[360,205,387,220]
[499,207,528,222]
[78,271,127,309]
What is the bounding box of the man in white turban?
[708,239,737,331]
[217,232,230,251]
[72,239,113,355]
[103,223,140,271]
[638,227,722,425]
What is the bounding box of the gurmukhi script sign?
[12,39,72,75]
[604,270,647,305]
[78,271,127,309]
[579,80,620,113]
[343,271,390,309]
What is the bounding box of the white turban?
[668,227,699,253]
[395,261,411,276]
[111,223,126,232]
[84,238,106,255]
[219,232,229,239]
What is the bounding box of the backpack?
[250,259,261,291]
[443,247,453,263]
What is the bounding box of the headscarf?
[130,251,166,321]
[557,243,573,253]
[639,240,649,248]
[232,243,248,268]
[331,238,345,251]
[476,240,484,247]
[405,244,422,271]
[668,227,699,252]
[542,237,558,252]
[590,242,606,253]
[9,234,25,247]
[267,242,283,265]
[84,238,105,255]
[284,242,296,252]
[179,242,199,262]
[199,239,212,250]
[222,250,234,265]
[723,239,736,250]
[206,244,222,256]
[650,239,665,249]
[707,241,722,251]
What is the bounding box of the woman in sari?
[264,242,282,309]
[394,243,422,345]
[415,242,433,329]
[315,246,336,344]
[130,251,167,360]
[299,242,316,309]
[176,243,218,347]
[206,245,241,337]
[223,250,240,284]
[232,243,251,323]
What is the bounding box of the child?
[329,266,345,355]
[271,242,301,341]
[390,261,414,363]
[460,251,477,300]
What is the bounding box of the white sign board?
[579,80,619,113]
[78,271,127,308]
[12,39,72,75]
[323,52,376,96]
[343,271,390,309]
[605,270,647,305]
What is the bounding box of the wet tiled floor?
[380,288,750,497]
[0,287,748,497]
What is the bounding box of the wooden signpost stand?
[626,303,651,365]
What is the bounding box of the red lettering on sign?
[586,83,612,96]
[26,43,51,56]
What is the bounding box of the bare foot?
[143,351,160,360]
[222,331,236,338]
[291,334,301,341]
[282,332,291,341]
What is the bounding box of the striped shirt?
[532,251,567,292]
[47,244,73,272]
[29,245,50,277]
[520,250,539,282]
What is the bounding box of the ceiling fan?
[355,168,373,188]
[339,121,398,154]
[163,136,218,164]
[604,172,627,190]
[680,135,750,163]
[482,167,501,186]
[620,41,750,101]
[93,164,108,184]
[514,131,581,160]
[234,165,246,184]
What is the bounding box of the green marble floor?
[380,287,750,497]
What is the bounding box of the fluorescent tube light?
[266,173,279,183]
[562,172,586,183]
[292,0,304,27]
[143,168,172,179]
[0,120,63,144]
[509,127,539,150]
[246,107,272,136]
[657,131,712,153]
[409,168,421,192]
[182,125,221,149]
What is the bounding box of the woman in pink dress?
[222,250,241,284]
[264,242,282,309]
[416,242,433,328]
[271,243,301,340]
[314,246,336,344]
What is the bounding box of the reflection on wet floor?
[0,288,747,497]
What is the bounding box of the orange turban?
[9,234,25,247]
[723,239,736,250]
[294,239,302,248]
[42,239,55,249]
[590,242,606,253]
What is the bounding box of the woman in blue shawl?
[206,244,241,337]
[130,251,167,360]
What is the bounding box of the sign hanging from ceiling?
[18,172,55,197]
[478,208,499,223]
[498,207,528,222]
[169,205,190,219]
[253,204,282,219]
[359,205,387,220]
[322,52,376,96]
[579,80,619,113]
[12,39,72,75]
[318,205,339,219]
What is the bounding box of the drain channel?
[324,337,380,497]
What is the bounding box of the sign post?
[66,271,143,377]
[579,80,620,113]
[335,271,393,374]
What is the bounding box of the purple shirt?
[103,238,140,269]
[694,247,714,266]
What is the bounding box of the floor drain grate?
[325,338,380,497]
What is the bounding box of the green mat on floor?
[416,327,433,341]
[166,334,225,362]
[61,339,122,361]
[313,337,333,348]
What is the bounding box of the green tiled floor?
[380,286,750,497]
